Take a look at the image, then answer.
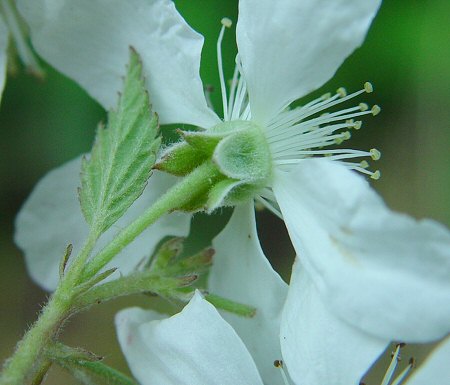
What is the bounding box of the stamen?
[370,170,381,180]
[390,357,415,385]
[337,87,347,97]
[370,148,381,161]
[229,60,250,121]
[274,360,291,385]
[359,103,369,111]
[372,105,381,116]
[381,344,402,385]
[217,17,232,120]
[267,86,367,131]
[364,82,374,93]
[227,55,240,119]
[360,160,369,169]
[334,131,351,144]
[353,121,363,130]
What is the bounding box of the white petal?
[17,0,219,127]
[236,0,381,124]
[0,14,8,103]
[115,293,264,385]
[406,336,450,385]
[273,159,450,342]
[281,259,388,385]
[209,203,288,385]
[14,156,190,291]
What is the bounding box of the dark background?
[1,0,449,383]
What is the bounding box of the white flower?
[208,204,388,385]
[115,290,450,385]
[399,337,450,385]
[15,0,450,346]
[115,291,384,385]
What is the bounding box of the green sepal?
[175,188,210,212]
[73,271,198,310]
[163,247,214,277]
[181,130,225,155]
[220,182,264,206]
[46,343,137,385]
[169,289,257,318]
[170,161,225,213]
[149,237,184,273]
[209,120,255,135]
[74,267,118,297]
[205,293,256,318]
[149,238,214,278]
[212,126,271,182]
[59,243,73,278]
[79,48,160,236]
[207,178,243,212]
[154,141,208,176]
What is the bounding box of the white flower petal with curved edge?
[273,159,450,342]
[236,0,381,124]
[17,0,219,127]
[209,203,288,385]
[406,336,450,385]
[281,259,388,385]
[15,156,190,291]
[115,292,264,385]
[0,14,8,103]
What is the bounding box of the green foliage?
[79,49,160,235]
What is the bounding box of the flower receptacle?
[156,120,272,212]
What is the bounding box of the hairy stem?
[82,161,221,280]
[0,164,220,384]
[0,234,97,385]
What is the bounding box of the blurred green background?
[1,0,449,383]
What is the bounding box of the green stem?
[82,161,221,280]
[0,291,70,385]
[0,234,97,385]
[30,360,52,385]
[0,163,220,384]
[72,272,195,310]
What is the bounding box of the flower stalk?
[0,160,222,385]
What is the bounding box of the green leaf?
[79,48,160,235]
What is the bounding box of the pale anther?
[337,87,347,97]
[370,148,381,160]
[321,92,332,100]
[359,103,369,111]
[274,360,291,385]
[334,132,351,144]
[360,160,369,169]
[221,17,232,28]
[342,131,351,140]
[353,121,362,130]
[364,82,374,93]
[371,105,381,116]
[370,170,381,180]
